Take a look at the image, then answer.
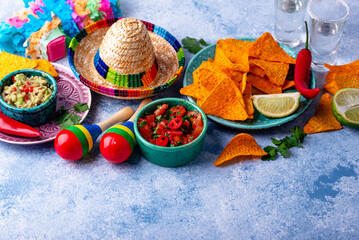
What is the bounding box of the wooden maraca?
[54,106,134,161]
[100,98,152,163]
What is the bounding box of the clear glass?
[308,0,350,71]
[274,0,309,48]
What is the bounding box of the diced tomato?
[187,111,203,137]
[169,105,186,118]
[186,134,197,143]
[148,138,157,145]
[145,114,156,128]
[154,104,168,116]
[153,120,167,135]
[171,136,186,146]
[156,135,168,147]
[181,120,190,132]
[168,117,183,130]
[137,118,146,126]
[139,124,152,139]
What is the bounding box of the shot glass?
[308,0,350,71]
[274,0,309,48]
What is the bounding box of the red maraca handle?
[128,98,152,122]
[97,106,134,131]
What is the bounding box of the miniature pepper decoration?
[294,21,321,99]
[0,112,41,137]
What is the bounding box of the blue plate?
[183,38,316,129]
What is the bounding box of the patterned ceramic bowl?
[0,69,57,126]
[134,98,208,167]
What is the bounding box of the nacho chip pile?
[0,52,58,79]
[303,93,342,134]
[214,133,267,166]
[323,60,359,95]
[180,32,296,121]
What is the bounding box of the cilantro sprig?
[262,126,307,161]
[54,102,90,129]
[181,37,210,54]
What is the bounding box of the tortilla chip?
[214,133,267,166]
[242,83,254,118]
[215,38,251,72]
[251,86,265,95]
[304,93,342,134]
[249,61,266,77]
[35,59,58,78]
[248,32,296,64]
[323,72,359,95]
[180,83,210,102]
[247,74,282,94]
[282,80,296,90]
[324,60,359,74]
[250,58,289,86]
[200,77,248,121]
[0,52,38,79]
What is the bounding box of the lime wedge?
[332,88,359,127]
[251,92,301,118]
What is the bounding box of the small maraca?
[54,106,134,161]
[100,98,152,163]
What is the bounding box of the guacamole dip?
[1,73,53,108]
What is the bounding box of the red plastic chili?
[294,21,321,99]
[168,117,183,130]
[156,135,168,147]
[0,112,41,137]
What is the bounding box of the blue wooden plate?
[183,38,316,129]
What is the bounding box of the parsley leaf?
[261,126,307,161]
[262,146,277,161]
[54,102,89,129]
[182,37,211,54]
[199,38,210,46]
[138,120,147,128]
[74,102,90,113]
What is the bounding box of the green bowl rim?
[0,68,58,113]
[134,98,208,151]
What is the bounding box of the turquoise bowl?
[134,98,208,167]
[0,69,57,126]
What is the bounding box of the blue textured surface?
[1,0,359,239]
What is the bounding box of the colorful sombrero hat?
[68,17,185,99]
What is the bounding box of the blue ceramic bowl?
[0,69,57,126]
[134,98,208,167]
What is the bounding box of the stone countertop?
[1,0,359,239]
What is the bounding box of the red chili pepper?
[0,112,41,137]
[166,130,183,136]
[156,135,168,147]
[168,117,183,130]
[294,21,321,99]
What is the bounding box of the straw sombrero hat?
[68,17,185,99]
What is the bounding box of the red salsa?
[137,104,204,147]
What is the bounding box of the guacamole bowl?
[0,69,57,126]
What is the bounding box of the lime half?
[251,92,301,118]
[332,88,359,127]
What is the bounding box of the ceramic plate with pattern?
[0,63,91,144]
[183,38,316,129]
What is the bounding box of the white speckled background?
[1,0,359,239]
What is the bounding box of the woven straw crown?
[98,18,156,75]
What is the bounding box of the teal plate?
[183,38,316,129]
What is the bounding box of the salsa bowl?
[134,98,208,167]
